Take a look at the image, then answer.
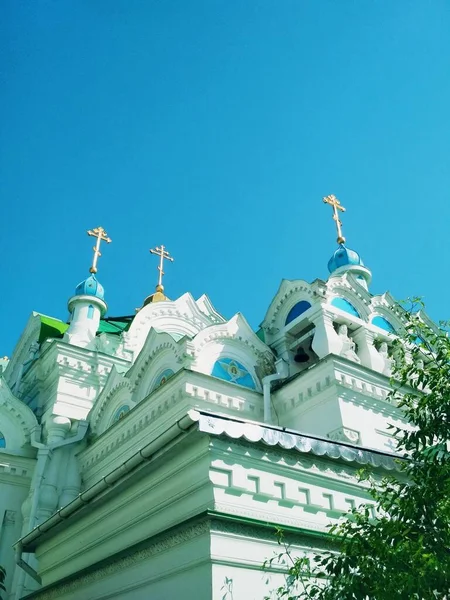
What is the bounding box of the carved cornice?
[274,356,401,418]
[80,372,262,473]
[0,459,34,480]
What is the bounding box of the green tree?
[266,302,450,599]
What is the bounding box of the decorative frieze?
[29,519,211,600]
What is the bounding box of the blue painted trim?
[371,316,395,333]
[152,368,175,391]
[112,405,130,423]
[331,297,360,318]
[285,301,312,325]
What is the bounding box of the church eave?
[19,409,401,554]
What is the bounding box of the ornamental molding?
[0,460,34,480]
[125,292,218,353]
[129,330,187,391]
[3,313,42,389]
[213,502,330,534]
[326,282,371,322]
[0,376,38,444]
[210,438,362,485]
[335,272,372,306]
[31,519,211,600]
[81,384,185,470]
[81,373,261,472]
[368,297,406,333]
[210,517,330,548]
[89,366,134,431]
[261,279,315,329]
[210,461,370,520]
[195,293,226,324]
[273,356,401,418]
[193,313,271,359]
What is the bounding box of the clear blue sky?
[1,1,450,356]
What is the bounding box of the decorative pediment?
[261,279,316,332]
[195,294,226,324]
[0,376,38,452]
[127,329,193,403]
[192,313,273,390]
[124,293,221,361]
[369,293,408,335]
[326,274,371,322]
[89,366,134,432]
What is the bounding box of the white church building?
[0,198,418,599]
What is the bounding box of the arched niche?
[150,368,175,393]
[110,404,131,425]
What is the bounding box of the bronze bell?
[294,347,309,363]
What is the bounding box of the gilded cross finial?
[149,244,174,292]
[323,194,346,244]
[87,227,112,274]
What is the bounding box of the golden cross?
[150,244,174,291]
[87,227,112,274]
[323,194,346,244]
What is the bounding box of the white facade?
[0,253,419,599]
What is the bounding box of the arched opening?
[371,315,396,334]
[285,301,312,325]
[331,297,361,319]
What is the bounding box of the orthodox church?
[0,196,418,599]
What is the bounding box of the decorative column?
[36,416,71,523]
[353,327,385,373]
[311,309,343,359]
[58,446,82,508]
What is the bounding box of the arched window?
[87,305,94,319]
[211,358,256,390]
[285,301,312,325]
[331,297,360,319]
[371,316,395,334]
[112,405,130,423]
[0,432,6,449]
[151,369,175,392]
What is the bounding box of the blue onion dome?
[74,274,105,300]
[328,244,363,273]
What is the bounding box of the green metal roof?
[38,315,69,343]
[37,313,134,345]
[97,316,133,335]
[256,328,265,342]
